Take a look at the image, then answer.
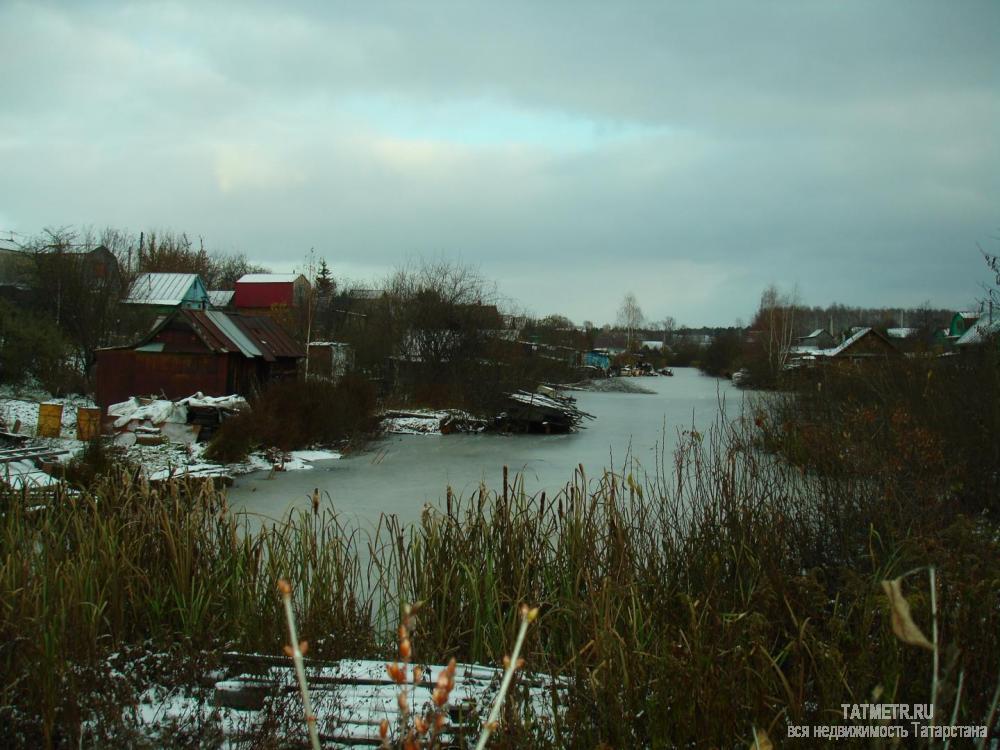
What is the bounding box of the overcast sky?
[1,1,998,325]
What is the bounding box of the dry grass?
[2,357,999,747]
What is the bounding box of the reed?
[2,372,998,747]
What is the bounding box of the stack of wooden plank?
[214,652,564,747]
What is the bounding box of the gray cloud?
[1,0,997,325]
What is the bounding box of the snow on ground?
[288,449,341,462]
[124,442,340,481]
[0,458,63,489]
[382,411,448,435]
[380,409,487,435]
[114,654,564,748]
[0,394,340,487]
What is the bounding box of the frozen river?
[227,367,739,528]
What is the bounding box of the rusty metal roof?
[137,309,304,361]
[232,314,306,360]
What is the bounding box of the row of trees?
[0,227,270,392]
[697,278,980,385]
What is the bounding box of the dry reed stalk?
[278,578,321,750]
[473,604,538,750]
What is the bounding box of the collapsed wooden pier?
[499,389,594,434]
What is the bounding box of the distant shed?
[234,273,310,310]
[95,308,305,409]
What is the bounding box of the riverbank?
[4,383,998,747]
[4,359,997,747]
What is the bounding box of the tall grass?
[2,365,999,746]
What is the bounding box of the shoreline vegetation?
[3,353,999,747]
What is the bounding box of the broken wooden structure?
[0,445,69,492]
[214,652,564,747]
[499,389,594,434]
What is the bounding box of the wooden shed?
[234,273,310,310]
[95,308,305,409]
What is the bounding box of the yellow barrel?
[37,402,64,438]
[76,407,102,441]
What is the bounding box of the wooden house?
[796,328,835,349]
[949,311,981,339]
[955,315,999,349]
[825,327,898,360]
[95,308,305,409]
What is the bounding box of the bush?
[204,375,377,462]
[0,300,70,388]
[759,351,999,516]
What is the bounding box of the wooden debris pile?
[499,389,595,434]
[108,393,247,447]
[214,652,564,747]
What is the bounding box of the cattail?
[386,663,405,684]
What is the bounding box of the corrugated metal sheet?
[237,273,301,283]
[207,290,235,307]
[204,310,264,359]
[233,314,305,360]
[127,273,207,306]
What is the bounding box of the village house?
[949,311,981,339]
[955,312,999,349]
[125,272,211,312]
[1,241,123,306]
[94,307,305,409]
[233,273,310,312]
[785,327,898,370]
[796,328,835,350]
[826,327,898,360]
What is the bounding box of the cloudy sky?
[1,1,998,325]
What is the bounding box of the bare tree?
[752,283,800,380]
[617,292,644,351]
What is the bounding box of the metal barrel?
[37,402,64,438]
[76,406,102,440]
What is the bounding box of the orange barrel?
[37,402,64,438]
[76,406,102,440]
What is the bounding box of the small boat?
[658,367,674,377]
